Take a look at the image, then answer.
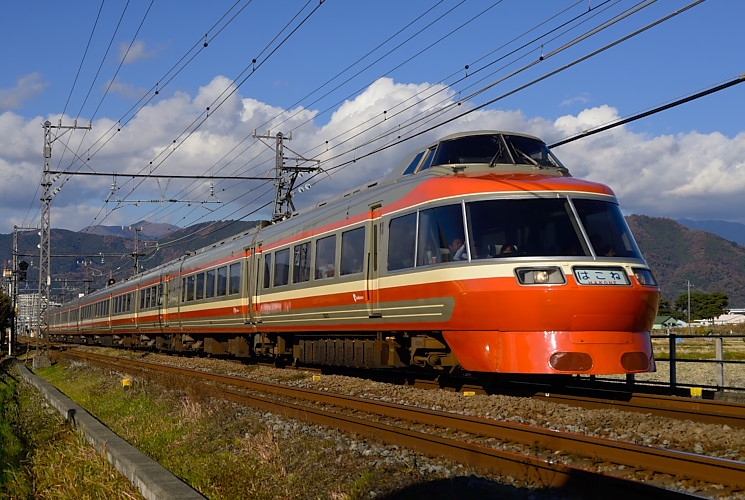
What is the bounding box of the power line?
[549,74,745,148]
[84,1,327,232]
[299,0,707,190]
[47,170,272,181]
[130,0,601,229]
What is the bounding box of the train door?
[159,273,169,330]
[243,247,255,325]
[107,293,113,333]
[176,257,187,329]
[133,280,141,330]
[367,203,382,318]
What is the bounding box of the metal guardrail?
[650,333,745,392]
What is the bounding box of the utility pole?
[687,280,693,335]
[128,226,145,276]
[252,130,320,223]
[10,226,36,356]
[40,119,91,347]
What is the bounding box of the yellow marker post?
[122,378,132,390]
[690,387,703,398]
[312,375,321,381]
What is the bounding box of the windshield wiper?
[513,147,540,166]
[488,142,507,167]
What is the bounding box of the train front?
[440,186,660,375]
[404,132,660,375]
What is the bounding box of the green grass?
[0,359,142,499]
[33,360,399,499]
[30,357,518,500]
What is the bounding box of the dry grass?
[32,360,413,499]
[0,360,143,500]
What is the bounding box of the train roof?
[313,130,570,210]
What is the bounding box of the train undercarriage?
[50,331,461,372]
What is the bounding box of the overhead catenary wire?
[297,0,666,179]
[297,0,708,191]
[122,0,613,230]
[68,0,640,238]
[79,1,326,233]
[104,1,325,207]
[20,1,105,229]
[84,2,600,230]
[42,0,728,270]
[137,2,664,246]
[549,74,745,148]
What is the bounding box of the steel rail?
[531,390,745,429]
[412,378,745,429]
[63,350,745,492]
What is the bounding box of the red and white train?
[47,131,659,375]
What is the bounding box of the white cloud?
[107,77,149,100]
[559,92,591,107]
[0,73,49,111]
[120,40,158,64]
[2,76,745,234]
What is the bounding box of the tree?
[0,291,11,331]
[697,292,729,322]
[674,291,729,323]
[658,297,684,320]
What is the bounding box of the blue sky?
[1,0,744,234]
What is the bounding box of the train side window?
[229,262,242,294]
[341,227,365,275]
[217,266,228,296]
[196,272,205,300]
[206,269,216,298]
[186,275,196,301]
[315,234,336,279]
[274,249,290,286]
[157,284,163,306]
[388,213,416,271]
[402,151,425,175]
[263,254,272,289]
[417,204,466,266]
[145,287,152,308]
[293,242,310,283]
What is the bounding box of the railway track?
[23,338,745,429]
[411,378,745,429]
[59,349,745,498]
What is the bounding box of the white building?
[17,293,60,335]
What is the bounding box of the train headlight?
[632,268,657,287]
[515,267,566,285]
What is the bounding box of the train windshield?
[465,198,642,259]
[431,134,564,168]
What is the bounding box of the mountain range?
[3,216,745,307]
[675,218,745,246]
[627,215,745,307]
[80,220,181,240]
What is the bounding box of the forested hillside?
[627,215,745,307]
